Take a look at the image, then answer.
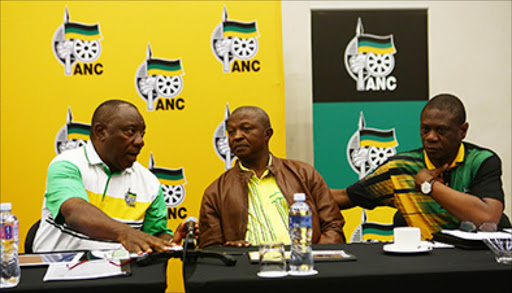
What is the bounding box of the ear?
[460,122,469,140]
[93,122,107,142]
[265,127,274,141]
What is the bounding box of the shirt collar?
[85,140,134,175]
[239,154,273,178]
[424,143,465,170]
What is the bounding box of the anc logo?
[344,18,397,92]
[346,112,399,243]
[124,189,137,207]
[211,6,260,73]
[54,107,91,155]
[213,103,235,170]
[135,44,185,111]
[346,112,399,180]
[52,7,103,76]
[148,153,187,207]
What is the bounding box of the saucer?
[383,242,433,254]
[257,271,288,278]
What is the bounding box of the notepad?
[43,259,130,281]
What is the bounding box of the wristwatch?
[420,178,437,195]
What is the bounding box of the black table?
[3,256,168,293]
[184,243,512,293]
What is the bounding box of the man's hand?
[225,240,251,248]
[117,227,173,255]
[61,198,174,254]
[170,221,200,246]
[415,164,449,191]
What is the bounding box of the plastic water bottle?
[1,202,20,288]
[289,193,314,274]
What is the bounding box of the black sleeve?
[470,155,504,203]
[346,163,395,209]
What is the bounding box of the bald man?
[34,100,191,254]
[199,106,345,248]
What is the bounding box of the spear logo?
[148,153,187,208]
[344,18,397,91]
[213,103,235,170]
[52,7,103,76]
[346,112,398,242]
[54,107,91,154]
[211,6,260,72]
[135,44,185,111]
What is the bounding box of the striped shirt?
[347,142,504,240]
[241,156,291,245]
[33,140,171,252]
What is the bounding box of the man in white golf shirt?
[34,99,191,254]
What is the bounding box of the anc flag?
[362,222,394,239]
[67,123,90,141]
[64,22,101,41]
[147,58,183,77]
[357,35,396,55]
[359,129,398,148]
[222,20,258,38]
[151,167,186,186]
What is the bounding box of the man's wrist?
[420,177,437,195]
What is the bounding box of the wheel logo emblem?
[344,18,397,91]
[211,6,260,73]
[52,7,103,76]
[135,44,185,111]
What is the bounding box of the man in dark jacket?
[199,106,345,248]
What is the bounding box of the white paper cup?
[393,227,421,249]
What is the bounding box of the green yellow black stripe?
[362,222,394,236]
[67,123,90,140]
[151,167,185,185]
[223,20,258,38]
[357,35,395,55]
[147,58,183,76]
[65,22,101,41]
[360,129,397,148]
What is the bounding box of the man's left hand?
[169,221,200,246]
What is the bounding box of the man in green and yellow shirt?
[333,94,509,240]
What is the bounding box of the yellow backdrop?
[1,1,285,292]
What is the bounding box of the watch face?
[421,181,431,194]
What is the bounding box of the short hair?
[90,99,137,140]
[230,106,271,129]
[422,93,466,125]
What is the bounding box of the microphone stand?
[135,229,237,292]
[182,231,237,265]
[135,232,237,266]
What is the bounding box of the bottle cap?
[293,193,306,202]
[0,202,12,211]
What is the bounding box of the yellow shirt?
[240,155,291,245]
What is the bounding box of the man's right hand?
[61,198,172,254]
[117,226,173,255]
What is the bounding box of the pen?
[66,259,87,270]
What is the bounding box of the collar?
[85,140,134,175]
[424,143,465,170]
[239,153,273,178]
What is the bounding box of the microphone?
[184,216,197,236]
[183,216,197,251]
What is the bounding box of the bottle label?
[0,223,14,240]
[289,215,312,229]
